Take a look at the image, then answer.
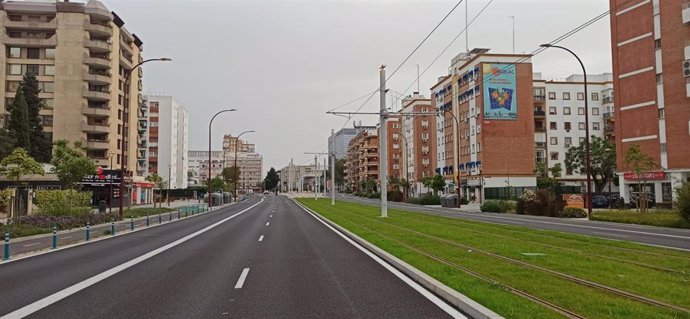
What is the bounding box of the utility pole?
[323,157,327,198]
[314,155,318,200]
[379,65,388,218]
[510,16,515,54]
[330,129,336,206]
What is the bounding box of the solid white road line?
[61,236,71,239]
[234,268,250,289]
[266,222,270,226]
[23,243,39,247]
[295,201,466,319]
[258,235,264,242]
[1,198,265,319]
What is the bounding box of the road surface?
[0,195,461,319]
[338,194,690,251]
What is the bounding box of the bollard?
[169,211,172,221]
[86,222,91,241]
[111,218,115,236]
[177,211,181,219]
[130,217,134,231]
[146,214,150,227]
[3,232,10,261]
[52,224,57,249]
[158,213,162,224]
[185,210,188,218]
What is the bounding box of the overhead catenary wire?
[336,0,466,129]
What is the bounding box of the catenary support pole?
[379,65,388,218]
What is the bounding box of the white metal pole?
[379,65,388,218]
[323,157,327,197]
[331,129,336,205]
[314,155,318,200]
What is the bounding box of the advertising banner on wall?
[483,63,518,120]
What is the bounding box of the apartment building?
[431,76,454,191]
[610,0,690,205]
[145,95,188,189]
[383,115,402,180]
[344,128,379,192]
[277,161,324,193]
[221,134,263,193]
[0,0,143,172]
[222,134,255,153]
[187,150,224,186]
[533,73,613,186]
[400,93,436,196]
[432,49,536,201]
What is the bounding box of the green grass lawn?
[298,199,690,319]
[1,224,51,238]
[123,207,175,218]
[592,209,690,229]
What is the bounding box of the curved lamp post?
[119,57,171,219]
[233,130,255,201]
[208,109,237,208]
[540,44,592,219]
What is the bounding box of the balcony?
[605,125,615,133]
[534,110,546,117]
[683,2,690,24]
[84,53,111,69]
[120,39,134,55]
[81,121,109,133]
[86,140,109,150]
[83,88,110,101]
[84,37,111,53]
[535,142,546,149]
[534,95,545,102]
[85,22,112,37]
[120,55,133,70]
[3,16,57,30]
[138,121,148,131]
[82,105,110,117]
[83,70,111,85]
[603,112,614,120]
[535,127,546,132]
[4,33,56,47]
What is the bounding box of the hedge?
[35,189,92,216]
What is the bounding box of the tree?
[145,173,165,208]
[0,148,44,184]
[400,178,411,200]
[388,175,400,191]
[365,178,376,194]
[0,128,16,160]
[51,140,96,190]
[222,166,240,193]
[22,73,51,163]
[210,176,226,192]
[430,174,446,196]
[623,143,656,213]
[264,167,280,191]
[564,136,616,194]
[7,86,30,150]
[334,158,346,188]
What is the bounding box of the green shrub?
[368,192,381,199]
[387,190,404,202]
[481,200,501,213]
[500,200,517,213]
[406,197,421,204]
[561,207,587,218]
[460,197,469,205]
[35,189,92,216]
[419,194,440,205]
[0,188,13,214]
[675,182,690,222]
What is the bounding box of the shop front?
[617,170,688,207]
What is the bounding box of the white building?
[533,73,615,189]
[146,95,188,189]
[187,150,224,186]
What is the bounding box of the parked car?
[591,195,609,208]
[263,191,270,195]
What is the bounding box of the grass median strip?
[298,199,690,319]
[592,210,690,229]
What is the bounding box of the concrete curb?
[292,199,503,319]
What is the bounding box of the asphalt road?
[338,194,690,251]
[0,195,461,319]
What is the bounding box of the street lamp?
[398,132,411,201]
[167,163,172,207]
[119,57,171,219]
[540,44,592,218]
[441,109,462,208]
[233,130,255,201]
[208,109,237,208]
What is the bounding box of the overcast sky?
[106,0,612,172]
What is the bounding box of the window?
[563,92,570,100]
[577,92,584,100]
[27,48,40,59]
[579,122,585,130]
[8,64,22,75]
[44,99,54,109]
[45,48,55,59]
[656,73,663,84]
[550,137,558,145]
[660,143,667,153]
[44,65,55,76]
[654,39,661,49]
[579,137,585,144]
[550,152,559,160]
[564,122,572,130]
[548,92,556,100]
[26,64,39,75]
[42,82,54,93]
[658,108,665,119]
[593,122,600,130]
[564,107,571,115]
[592,93,599,101]
[8,47,21,58]
[549,107,557,115]
[578,107,585,115]
[565,137,572,146]
[592,107,600,115]
[550,122,557,130]
[393,144,399,149]
[7,81,21,92]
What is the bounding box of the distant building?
[609,0,690,205]
[344,128,379,192]
[188,150,223,186]
[400,93,436,196]
[328,127,361,160]
[277,161,324,193]
[145,95,188,189]
[222,134,262,193]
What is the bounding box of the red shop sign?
[623,171,666,180]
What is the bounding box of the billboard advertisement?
[483,63,517,120]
